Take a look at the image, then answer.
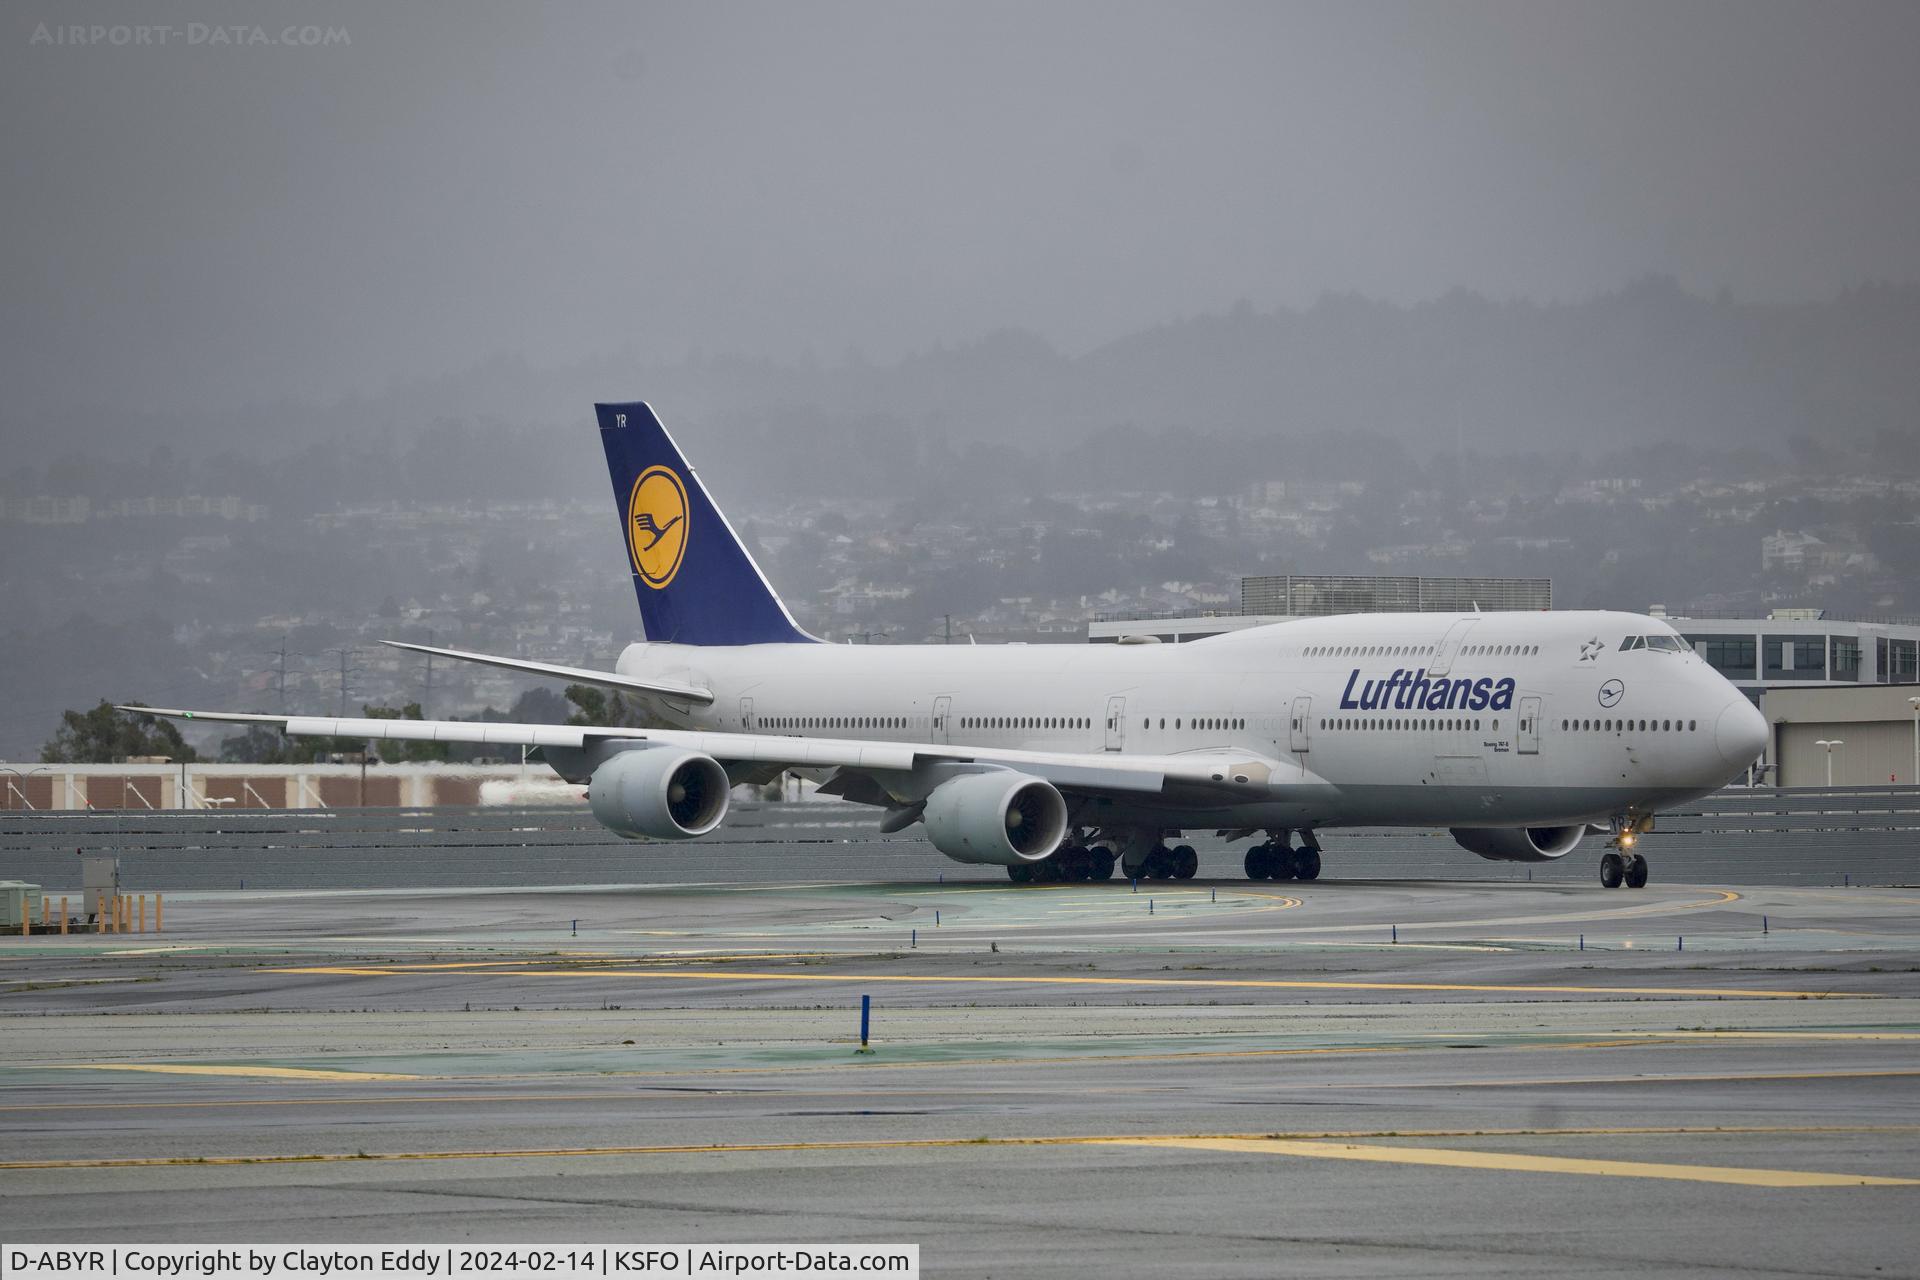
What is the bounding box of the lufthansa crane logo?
[1597,678,1625,708]
[626,465,689,589]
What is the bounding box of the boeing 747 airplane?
[129,402,1769,888]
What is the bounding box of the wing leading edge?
[118,706,1286,801]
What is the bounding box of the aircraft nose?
[1714,696,1768,772]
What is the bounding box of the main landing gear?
[1599,818,1651,889]
[1245,833,1321,881]
[1006,843,1117,883]
[1118,843,1199,881]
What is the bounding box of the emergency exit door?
[1290,696,1312,752]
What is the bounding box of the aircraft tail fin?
[596,402,816,645]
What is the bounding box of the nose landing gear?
[1600,817,1652,888]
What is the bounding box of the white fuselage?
[616,609,1767,833]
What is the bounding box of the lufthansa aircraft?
[130,402,1769,888]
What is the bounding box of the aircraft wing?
[119,707,1281,799]
[377,640,714,706]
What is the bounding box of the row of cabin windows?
[1324,716,1485,732]
[1318,715,1702,734]
[1305,643,1541,658]
[1139,717,1246,731]
[768,716,911,731]
[961,717,1091,730]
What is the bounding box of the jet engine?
[922,771,1067,865]
[1449,825,1586,862]
[589,747,730,840]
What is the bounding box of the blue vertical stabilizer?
[596,402,816,645]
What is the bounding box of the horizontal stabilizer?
[379,640,713,705]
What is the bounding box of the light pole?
[1815,739,1844,788]
[0,765,49,811]
[1908,697,1920,786]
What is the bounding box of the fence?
[0,787,1914,890]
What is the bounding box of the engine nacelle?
[589,747,730,840]
[922,771,1067,866]
[1449,825,1586,862]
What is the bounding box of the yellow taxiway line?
[36,1063,422,1082]
[273,961,1876,1000]
[3,1126,1914,1187]
[1100,1136,1919,1187]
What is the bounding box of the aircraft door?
[1290,696,1312,753]
[932,695,952,745]
[1517,695,1542,755]
[739,696,755,731]
[1105,696,1126,752]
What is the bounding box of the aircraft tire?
[1600,851,1625,888]
[1270,844,1297,881]
[1294,846,1322,881]
[1172,844,1198,879]
[1624,853,1649,889]
[1007,863,1032,883]
[1089,848,1116,881]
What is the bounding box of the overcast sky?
[3,0,1917,421]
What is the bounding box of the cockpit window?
[1622,634,1685,653]
[1620,636,1645,650]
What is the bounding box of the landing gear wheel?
[1007,862,1034,883]
[1172,844,1198,879]
[1624,852,1649,889]
[1294,846,1321,881]
[1058,846,1090,882]
[1269,844,1297,881]
[1599,851,1625,889]
[1244,845,1271,880]
[1088,847,1116,881]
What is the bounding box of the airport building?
[1762,685,1920,788]
[1088,575,1553,643]
[0,762,570,812]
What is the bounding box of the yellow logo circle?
[626,465,689,589]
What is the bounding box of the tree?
[508,686,571,723]
[564,684,658,728]
[218,721,301,764]
[41,701,198,764]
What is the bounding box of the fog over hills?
[22,278,1920,498]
